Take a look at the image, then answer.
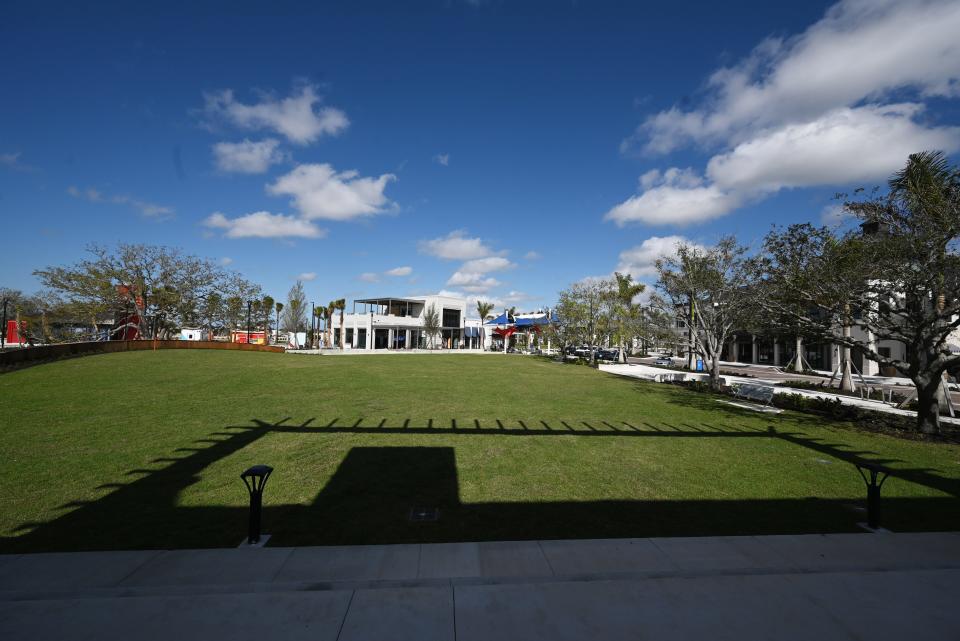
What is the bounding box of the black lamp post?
[1,297,8,350]
[246,300,253,343]
[241,464,273,544]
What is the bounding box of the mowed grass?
[1,350,959,552]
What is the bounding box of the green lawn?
[1,350,959,552]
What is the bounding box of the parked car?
[596,349,620,361]
[654,356,674,366]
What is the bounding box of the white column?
[352,316,358,348]
[388,328,395,350]
[366,321,373,349]
[773,342,781,366]
[751,335,758,364]
[405,329,411,350]
[865,331,880,375]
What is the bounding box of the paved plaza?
[2,532,958,640]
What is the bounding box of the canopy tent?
[514,316,550,327]
[486,312,513,325]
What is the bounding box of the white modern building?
[329,295,486,350]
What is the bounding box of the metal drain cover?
[409,507,440,522]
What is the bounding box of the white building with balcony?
[329,295,486,350]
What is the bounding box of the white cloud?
[605,174,742,226]
[630,0,960,154]
[418,230,494,260]
[447,271,501,294]
[219,257,233,266]
[385,266,412,277]
[201,85,348,145]
[68,185,174,220]
[203,211,325,239]
[502,291,532,304]
[433,153,450,166]
[297,272,317,281]
[524,251,541,260]
[212,138,286,173]
[607,104,960,226]
[706,104,960,193]
[268,163,397,221]
[434,289,466,299]
[358,272,380,283]
[821,203,853,226]
[616,236,705,277]
[460,256,515,274]
[610,0,960,226]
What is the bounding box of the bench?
[731,382,776,406]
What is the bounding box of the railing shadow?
[4,417,959,553]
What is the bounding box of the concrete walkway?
[2,532,959,640]
[600,362,960,425]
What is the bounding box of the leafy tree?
[423,303,441,349]
[33,244,260,339]
[283,281,308,347]
[552,279,614,364]
[759,151,960,434]
[655,237,755,390]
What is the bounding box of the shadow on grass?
[3,417,959,553]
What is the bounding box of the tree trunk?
[839,321,856,393]
[840,346,855,392]
[794,334,804,373]
[915,374,941,434]
[710,354,721,391]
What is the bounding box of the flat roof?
[354,297,425,304]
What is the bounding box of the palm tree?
[613,272,645,363]
[262,296,274,343]
[423,303,441,349]
[325,301,336,347]
[335,298,346,349]
[274,302,284,344]
[312,306,323,347]
[476,300,494,350]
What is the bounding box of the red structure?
[6,319,24,344]
[111,283,145,340]
[231,330,266,345]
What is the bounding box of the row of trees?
[550,152,960,435]
[546,273,674,365]
[11,245,335,347]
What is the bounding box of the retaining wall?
[0,340,285,372]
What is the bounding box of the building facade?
[329,295,485,350]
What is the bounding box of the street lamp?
[1,297,8,350]
[240,464,273,545]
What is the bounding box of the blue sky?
[2,0,959,310]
